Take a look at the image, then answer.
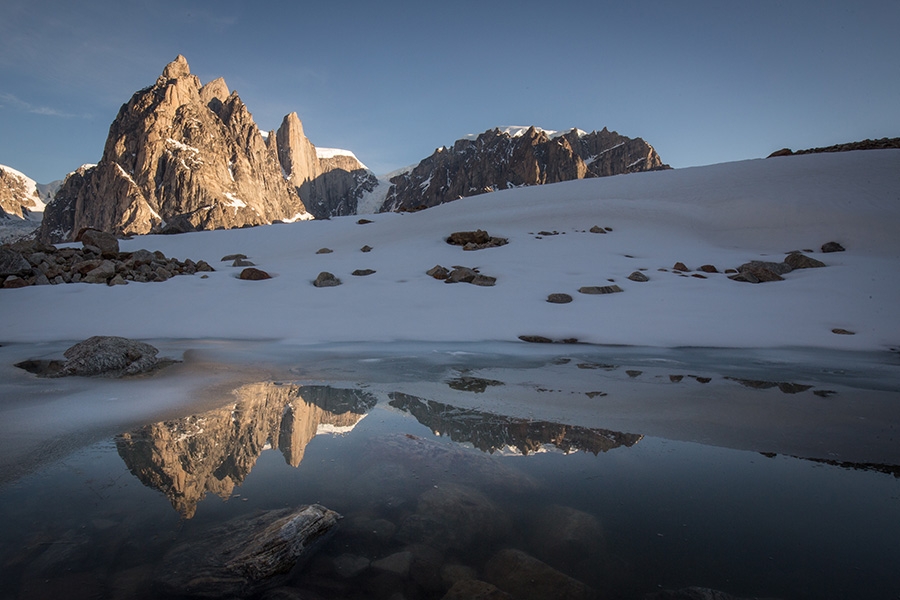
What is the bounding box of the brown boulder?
[784,252,826,269]
[240,267,272,280]
[313,271,341,287]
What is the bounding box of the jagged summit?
[379,125,668,212]
[38,56,379,242]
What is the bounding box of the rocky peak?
[160,54,191,80]
[0,165,45,220]
[40,56,309,242]
[380,126,668,212]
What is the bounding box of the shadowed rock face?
[40,55,310,242]
[116,384,376,517]
[380,126,668,212]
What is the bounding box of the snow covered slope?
[2,150,898,351]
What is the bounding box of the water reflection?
[389,392,642,455]
[116,384,376,517]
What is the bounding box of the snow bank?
[2,150,898,351]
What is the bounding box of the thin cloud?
[0,92,83,118]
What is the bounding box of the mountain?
[0,164,45,220]
[40,55,312,242]
[378,125,668,212]
[272,112,378,219]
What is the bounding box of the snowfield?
[2,150,899,351]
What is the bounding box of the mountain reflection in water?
[389,392,642,455]
[115,384,376,517]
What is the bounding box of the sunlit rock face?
[116,384,375,517]
[388,392,642,455]
[380,126,668,212]
[40,55,310,242]
[0,165,45,220]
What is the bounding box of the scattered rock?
[357,218,373,224]
[821,241,845,253]
[221,253,248,261]
[484,548,592,600]
[578,285,623,294]
[427,265,450,280]
[831,328,855,335]
[547,293,573,303]
[3,275,30,288]
[471,274,497,287]
[316,248,333,254]
[691,273,707,279]
[351,269,376,276]
[627,271,649,282]
[673,262,690,272]
[446,266,478,283]
[784,252,826,269]
[447,230,508,250]
[155,505,340,599]
[446,376,505,393]
[313,272,341,287]
[518,335,554,344]
[730,260,792,283]
[233,258,255,267]
[589,225,607,234]
[698,264,719,273]
[240,267,272,280]
[360,245,373,252]
[529,505,606,579]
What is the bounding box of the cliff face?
[380,126,668,212]
[116,383,375,518]
[40,56,310,243]
[272,112,378,219]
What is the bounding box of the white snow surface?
[3,150,899,351]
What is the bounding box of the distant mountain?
[378,125,669,212]
[0,164,45,220]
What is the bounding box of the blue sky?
[1,0,898,183]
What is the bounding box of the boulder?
[447,230,491,246]
[547,293,574,303]
[316,248,333,254]
[427,265,450,280]
[53,336,160,378]
[313,272,341,287]
[240,267,272,280]
[627,271,649,282]
[155,505,340,598]
[518,335,554,344]
[351,269,376,276]
[821,241,845,253]
[221,253,248,261]
[784,252,826,269]
[78,228,120,257]
[0,247,32,278]
[445,267,478,284]
[578,285,623,294]
[673,262,690,272]
[698,264,719,273]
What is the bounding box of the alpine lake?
[1,341,898,600]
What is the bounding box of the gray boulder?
[55,336,160,377]
[0,247,32,278]
[313,271,341,287]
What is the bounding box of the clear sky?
[1,0,898,184]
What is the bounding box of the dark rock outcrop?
[768,137,900,157]
[16,336,163,378]
[380,126,668,212]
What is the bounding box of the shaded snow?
[2,150,899,352]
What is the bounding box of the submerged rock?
[155,504,340,598]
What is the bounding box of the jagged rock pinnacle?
[162,54,191,79]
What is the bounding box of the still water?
[0,342,898,600]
